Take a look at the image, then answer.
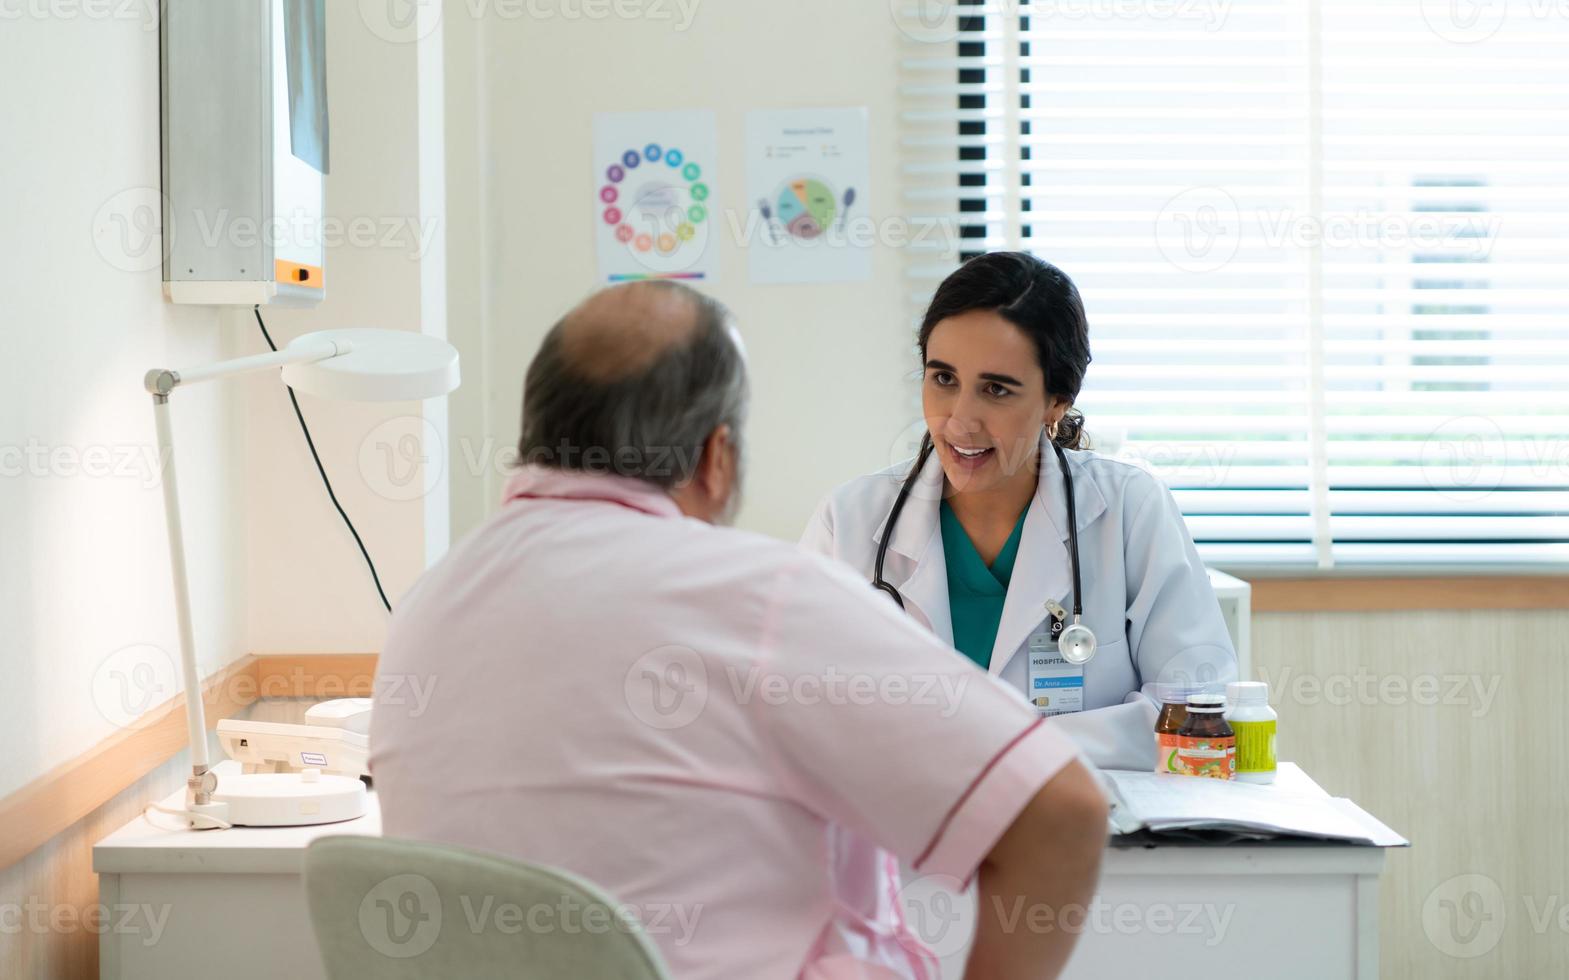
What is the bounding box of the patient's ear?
[673,424,735,523]
[700,424,737,507]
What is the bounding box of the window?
[894,0,1569,569]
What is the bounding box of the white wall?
[0,8,244,800]
[0,0,449,798]
[445,1,922,541]
[243,0,450,652]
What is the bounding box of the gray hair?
[516,283,748,489]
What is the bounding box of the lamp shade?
[280,328,461,401]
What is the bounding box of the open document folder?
[1100,764,1409,846]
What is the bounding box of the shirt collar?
[875,432,1108,559]
[501,465,684,519]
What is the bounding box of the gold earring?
[1048,419,1060,441]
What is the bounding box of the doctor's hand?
[964,758,1107,980]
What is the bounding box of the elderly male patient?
[371,282,1107,980]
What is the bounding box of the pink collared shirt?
[371,466,1078,980]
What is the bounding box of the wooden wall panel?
[1253,609,1569,979]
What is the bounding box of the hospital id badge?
[1028,629,1084,717]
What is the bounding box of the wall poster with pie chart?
[593,110,719,283]
[745,107,871,285]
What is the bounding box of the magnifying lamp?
[145,329,459,828]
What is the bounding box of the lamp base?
[211,769,367,827]
[186,800,232,830]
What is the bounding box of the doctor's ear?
[1043,396,1071,431]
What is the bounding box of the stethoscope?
[871,433,1098,665]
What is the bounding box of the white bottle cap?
[1226,681,1269,706]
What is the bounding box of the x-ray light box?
[161,0,330,306]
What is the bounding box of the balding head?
[555,281,708,383]
[517,281,748,511]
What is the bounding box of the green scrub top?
[939,501,1029,670]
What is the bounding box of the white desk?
[94,772,381,980]
[96,764,1394,980]
[924,763,1392,980]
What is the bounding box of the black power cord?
[253,305,393,613]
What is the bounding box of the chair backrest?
[304,836,673,980]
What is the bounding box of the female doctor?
[802,251,1236,771]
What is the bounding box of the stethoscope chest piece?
[1046,597,1097,665]
[1058,619,1097,665]
[874,438,1099,667]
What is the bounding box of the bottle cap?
[1226,681,1269,706]
[1186,693,1226,712]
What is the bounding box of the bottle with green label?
[1225,681,1277,784]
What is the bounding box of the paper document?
[1101,769,1408,846]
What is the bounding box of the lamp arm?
[145,335,345,817]
[150,393,214,808]
[144,337,348,396]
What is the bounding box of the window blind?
[894,0,1569,569]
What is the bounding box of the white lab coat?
[801,434,1237,771]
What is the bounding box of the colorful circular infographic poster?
[593,111,718,282]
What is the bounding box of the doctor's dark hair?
[517,283,748,489]
[918,251,1092,450]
